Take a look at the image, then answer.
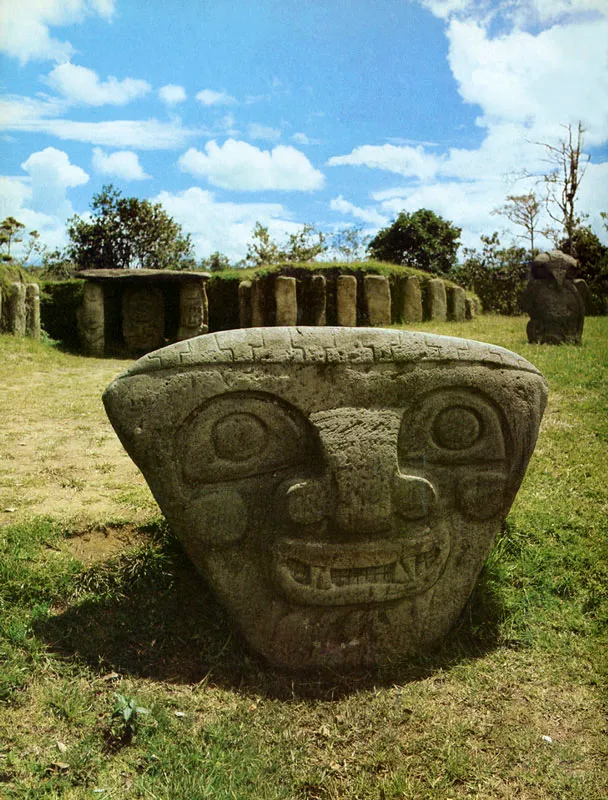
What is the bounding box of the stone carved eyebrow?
[120,327,542,377]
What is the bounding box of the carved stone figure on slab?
[104,327,547,671]
[521,250,584,345]
[122,286,165,352]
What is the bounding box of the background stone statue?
[104,327,547,671]
[521,250,584,345]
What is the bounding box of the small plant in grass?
[108,693,152,747]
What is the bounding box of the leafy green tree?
[454,233,529,315]
[67,185,195,271]
[283,223,327,263]
[245,222,327,267]
[367,209,461,274]
[201,251,233,272]
[1,217,25,262]
[40,248,76,279]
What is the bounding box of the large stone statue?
[104,327,547,671]
[521,250,584,345]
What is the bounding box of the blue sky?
[1,0,607,263]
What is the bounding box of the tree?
[245,222,327,267]
[0,217,25,261]
[67,185,195,271]
[537,122,589,252]
[367,209,461,274]
[454,233,529,315]
[331,226,370,262]
[492,192,541,252]
[201,251,233,272]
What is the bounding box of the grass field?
[1,316,607,799]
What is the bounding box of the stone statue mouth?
[274,532,449,606]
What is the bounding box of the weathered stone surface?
[239,281,253,328]
[425,279,447,321]
[310,274,326,326]
[122,286,165,352]
[364,275,391,326]
[400,276,422,323]
[25,283,41,339]
[573,278,593,315]
[337,275,357,326]
[5,283,26,336]
[465,297,478,320]
[447,285,466,322]
[251,279,265,327]
[521,250,584,345]
[177,280,208,341]
[104,327,547,671]
[275,276,298,326]
[78,282,105,356]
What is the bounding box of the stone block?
[251,279,265,327]
[447,285,466,322]
[104,326,548,672]
[310,274,326,326]
[364,275,391,326]
[5,283,26,336]
[78,282,105,356]
[465,297,477,320]
[425,279,447,321]
[337,275,357,326]
[400,276,422,323]
[239,280,253,328]
[177,280,208,341]
[275,276,298,326]
[25,283,41,339]
[122,286,165,352]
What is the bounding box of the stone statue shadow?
[35,528,506,700]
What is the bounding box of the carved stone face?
[103,327,547,670]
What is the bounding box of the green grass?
[0,318,607,799]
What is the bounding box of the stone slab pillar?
[337,275,357,326]
[364,275,391,326]
[465,297,477,320]
[447,285,466,321]
[122,286,165,352]
[6,283,26,336]
[25,283,41,339]
[239,280,253,327]
[251,279,265,327]
[424,278,447,321]
[275,276,298,326]
[77,282,105,356]
[177,280,208,341]
[400,275,422,323]
[310,274,326,325]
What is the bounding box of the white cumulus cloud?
[179,139,325,191]
[153,187,301,261]
[0,0,115,64]
[196,89,236,106]
[248,123,281,142]
[92,148,150,180]
[328,143,442,181]
[330,196,388,226]
[45,63,151,106]
[159,84,187,105]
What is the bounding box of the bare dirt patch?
[62,524,151,564]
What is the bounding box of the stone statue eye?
[178,392,314,483]
[212,413,268,462]
[431,406,481,451]
[399,389,505,464]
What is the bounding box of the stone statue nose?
[309,408,402,535]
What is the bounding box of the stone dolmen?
[104,327,547,671]
[521,250,584,345]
